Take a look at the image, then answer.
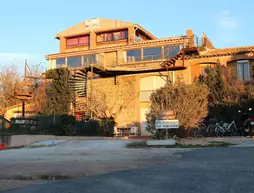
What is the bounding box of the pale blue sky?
[0,0,253,71]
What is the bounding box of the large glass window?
[164,45,181,58]
[83,54,96,66]
[237,60,250,81]
[56,58,66,68]
[126,49,141,62]
[140,76,168,102]
[67,56,82,68]
[97,30,128,42]
[143,47,162,60]
[66,35,89,47]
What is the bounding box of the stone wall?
[87,75,139,127]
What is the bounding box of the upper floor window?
[164,45,181,58]
[67,56,82,68]
[66,35,89,47]
[126,49,141,62]
[97,30,128,42]
[143,47,162,60]
[56,58,66,68]
[237,60,250,81]
[84,54,96,66]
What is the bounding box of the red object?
[0,144,6,150]
[250,118,254,121]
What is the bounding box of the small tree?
[197,63,225,104]
[198,64,254,122]
[146,81,209,138]
[41,68,73,115]
[88,76,138,137]
[0,64,24,109]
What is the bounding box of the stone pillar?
[59,37,66,53]
[89,31,96,49]
[186,29,194,47]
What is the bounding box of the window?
[83,54,96,66]
[164,45,181,58]
[66,35,89,47]
[201,64,211,75]
[97,30,128,42]
[56,58,66,68]
[143,47,162,60]
[140,76,168,102]
[126,49,141,62]
[67,56,82,68]
[237,60,250,81]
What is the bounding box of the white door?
[140,108,152,136]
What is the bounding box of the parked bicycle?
[188,119,207,138]
[214,120,238,136]
[206,107,254,137]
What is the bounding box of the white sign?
[85,18,100,30]
[155,120,179,129]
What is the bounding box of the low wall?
[0,135,115,148]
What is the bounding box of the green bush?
[146,81,209,139]
[97,117,115,137]
[198,64,254,125]
[74,120,100,136]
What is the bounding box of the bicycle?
[188,120,207,138]
[214,120,238,136]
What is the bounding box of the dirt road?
[0,140,187,191]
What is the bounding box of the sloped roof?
[55,18,156,39]
[203,45,254,55]
[183,45,254,60]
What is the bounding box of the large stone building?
[45,18,254,136]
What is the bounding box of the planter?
[146,139,176,146]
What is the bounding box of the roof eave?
[134,24,157,40]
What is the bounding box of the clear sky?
[0,0,253,71]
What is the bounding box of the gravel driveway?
[2,147,254,193]
[0,140,187,191]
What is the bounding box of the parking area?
[1,137,254,191]
[0,139,187,191]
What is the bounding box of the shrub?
[146,81,209,138]
[74,120,100,136]
[97,117,115,137]
[198,64,254,124]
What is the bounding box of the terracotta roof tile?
[204,45,254,55]
[46,36,189,58]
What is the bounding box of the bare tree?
[0,63,46,113]
[89,77,138,119]
[0,64,23,109]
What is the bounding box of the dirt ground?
[0,140,187,191]
[1,137,253,191]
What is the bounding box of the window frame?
[66,35,90,47]
[67,56,82,68]
[143,47,162,61]
[56,58,66,68]
[237,60,250,81]
[96,30,128,43]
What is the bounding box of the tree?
[197,63,225,104]
[89,76,138,119]
[41,68,73,115]
[87,76,138,137]
[0,64,24,109]
[146,81,209,138]
[197,63,254,122]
